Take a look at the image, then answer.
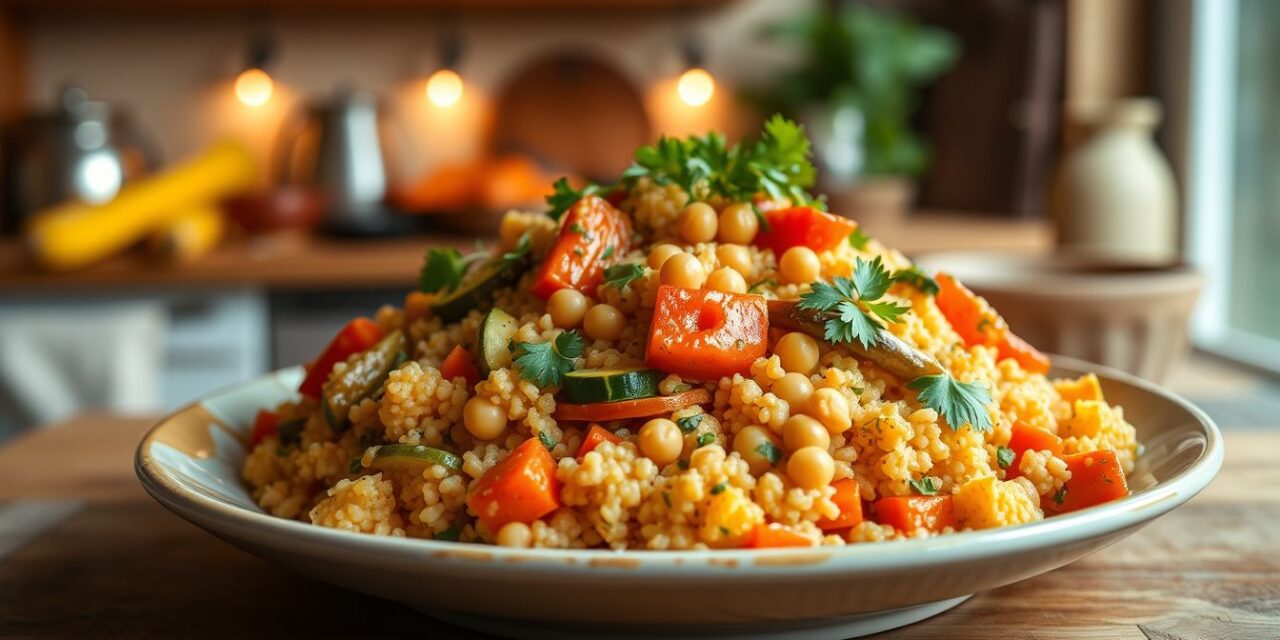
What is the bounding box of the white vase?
[1050,98,1179,264]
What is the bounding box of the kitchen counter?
[1,414,1276,639]
[0,213,1051,292]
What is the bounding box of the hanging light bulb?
[426,34,464,108]
[677,67,715,107]
[236,33,275,107]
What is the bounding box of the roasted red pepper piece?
[752,206,859,255]
[646,285,768,381]
[531,195,632,299]
[439,345,480,386]
[249,409,279,447]
[576,424,623,458]
[935,272,1050,374]
[1046,450,1129,514]
[297,318,385,399]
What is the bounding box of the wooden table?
[2,416,1276,639]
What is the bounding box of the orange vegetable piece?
[817,478,864,531]
[298,318,384,399]
[403,291,433,326]
[747,523,813,548]
[467,438,562,531]
[439,345,480,386]
[997,331,1051,375]
[873,495,957,533]
[531,195,632,299]
[752,206,859,255]
[1005,421,1065,478]
[646,285,768,381]
[555,389,711,423]
[1047,450,1129,514]
[249,409,279,447]
[935,272,1050,374]
[576,424,623,458]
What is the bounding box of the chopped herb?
[851,386,865,396]
[796,256,910,348]
[907,374,994,433]
[573,247,585,257]
[662,491,672,507]
[892,265,939,295]
[710,481,727,495]
[513,330,584,387]
[747,278,777,293]
[434,526,462,541]
[1053,487,1068,505]
[696,432,716,448]
[675,413,704,433]
[419,247,483,294]
[848,227,872,250]
[276,418,306,446]
[568,222,587,235]
[538,430,556,450]
[908,476,940,496]
[349,458,363,474]
[996,446,1016,470]
[603,263,646,291]
[601,244,616,260]
[545,177,605,222]
[754,440,782,466]
[719,526,730,536]
[672,383,693,393]
[976,318,993,333]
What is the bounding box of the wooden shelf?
[0,213,1052,292]
[1,0,732,13]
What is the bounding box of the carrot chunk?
[1005,421,1065,478]
[873,495,957,533]
[752,206,859,255]
[1047,450,1129,514]
[555,389,711,423]
[646,285,768,381]
[747,523,813,548]
[298,318,385,399]
[467,438,561,531]
[439,345,480,386]
[531,195,631,299]
[576,424,623,458]
[817,478,864,531]
[935,272,1050,374]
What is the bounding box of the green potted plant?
[756,3,958,225]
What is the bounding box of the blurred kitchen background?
[0,0,1276,439]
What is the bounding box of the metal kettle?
[275,88,412,236]
[1,86,158,233]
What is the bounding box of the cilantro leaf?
[754,440,782,466]
[864,300,911,324]
[833,300,882,348]
[696,432,716,448]
[434,526,461,541]
[797,280,849,313]
[848,227,872,250]
[710,481,727,495]
[675,413,703,433]
[419,247,482,294]
[545,177,605,222]
[538,430,556,450]
[602,263,646,291]
[997,446,1016,470]
[892,265,940,295]
[852,256,893,301]
[907,374,994,433]
[908,476,940,496]
[1053,487,1068,505]
[513,330,584,387]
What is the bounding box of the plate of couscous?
[136,117,1222,639]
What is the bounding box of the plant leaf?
[907,374,993,432]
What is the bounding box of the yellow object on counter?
[25,141,254,271]
[146,205,226,264]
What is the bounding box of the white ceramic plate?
[135,356,1222,639]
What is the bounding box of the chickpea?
[809,388,853,435]
[547,289,589,328]
[648,244,684,270]
[715,244,754,278]
[774,332,820,374]
[779,246,821,284]
[782,415,831,452]
[717,203,759,244]
[733,425,783,474]
[496,521,532,548]
[660,253,707,289]
[787,446,835,490]
[464,396,507,440]
[638,418,684,465]
[678,201,719,244]
[772,372,814,410]
[705,267,747,294]
[497,214,530,251]
[583,304,626,341]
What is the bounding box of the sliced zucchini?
[563,367,662,404]
[370,444,463,472]
[478,308,519,377]
[431,253,531,323]
[323,329,406,430]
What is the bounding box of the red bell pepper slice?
[531,195,632,299]
[249,409,279,446]
[873,495,957,533]
[1046,450,1129,514]
[935,272,1050,374]
[297,318,385,399]
[646,285,768,381]
[439,345,480,386]
[752,206,859,255]
[576,424,623,458]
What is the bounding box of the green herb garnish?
[892,265,939,295]
[710,481,727,495]
[545,177,605,222]
[908,476,940,496]
[434,526,462,541]
[848,227,872,250]
[419,247,483,294]
[675,414,704,433]
[672,383,693,393]
[513,330,584,387]
[538,430,556,450]
[907,374,993,433]
[996,446,1016,470]
[747,278,777,293]
[1053,487,1067,505]
[696,432,716,448]
[349,458,363,474]
[755,440,782,466]
[797,255,910,348]
[601,244,616,260]
[603,263,646,291]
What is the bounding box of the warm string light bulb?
[677,67,715,107]
[426,68,463,108]
[235,67,274,107]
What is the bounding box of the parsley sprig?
[418,234,531,294]
[891,265,939,296]
[908,476,941,496]
[545,178,606,222]
[513,330,584,387]
[796,255,911,348]
[602,263,646,291]
[907,374,993,433]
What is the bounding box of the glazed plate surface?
[135,356,1222,639]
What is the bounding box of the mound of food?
[242,117,1137,550]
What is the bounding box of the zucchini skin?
[562,368,662,404]
[432,254,531,323]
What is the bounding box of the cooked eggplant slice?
[322,329,406,430]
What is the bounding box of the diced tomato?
[817,478,864,531]
[752,206,859,255]
[576,424,623,458]
[1005,421,1064,478]
[531,195,632,299]
[467,438,562,531]
[1046,451,1129,515]
[873,495,957,533]
[439,345,480,386]
[935,272,1050,374]
[997,331,1051,375]
[298,318,385,399]
[646,285,768,381]
[747,523,813,548]
[249,410,279,446]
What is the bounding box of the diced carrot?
[403,291,433,326]
[997,331,1051,375]
[817,478,864,531]
[439,345,480,386]
[646,285,768,381]
[1047,450,1129,515]
[298,318,385,399]
[576,424,622,458]
[752,206,859,255]
[873,495,957,533]
[1005,421,1065,478]
[936,272,1050,374]
[555,389,711,423]
[747,523,813,548]
[530,195,632,299]
[467,438,562,531]
[249,409,279,446]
